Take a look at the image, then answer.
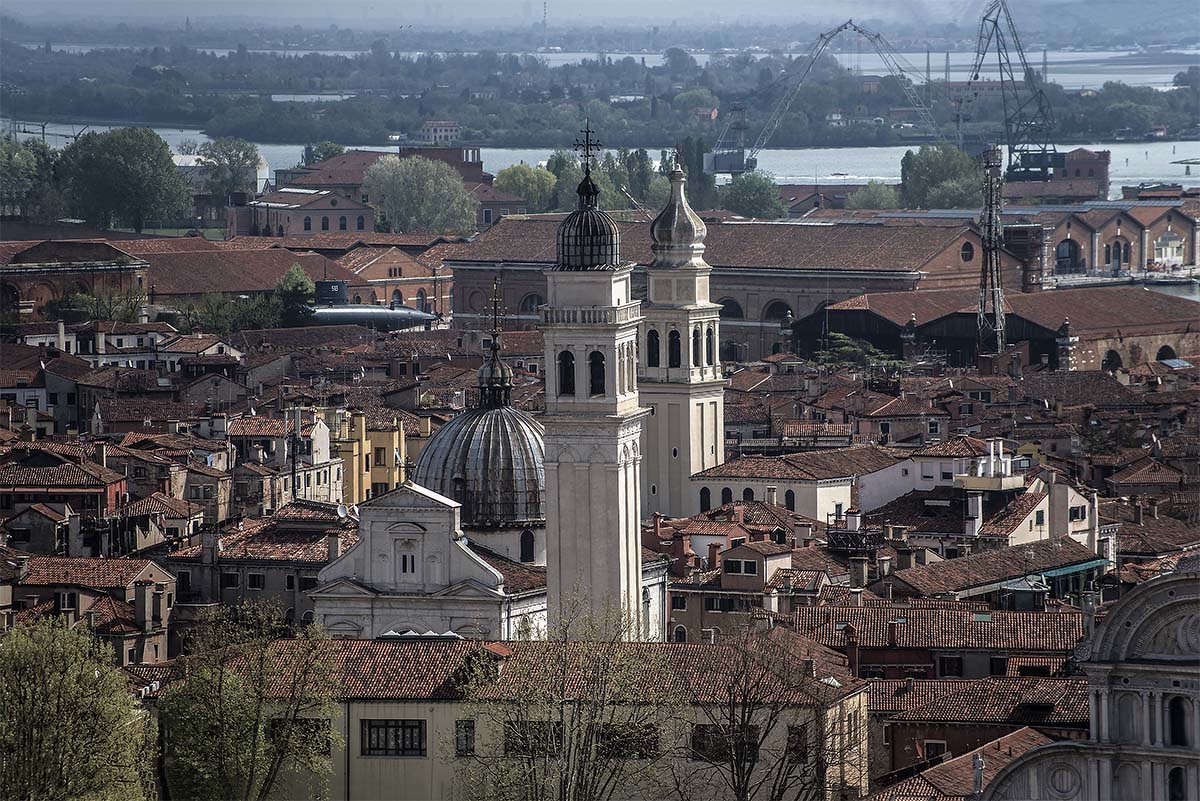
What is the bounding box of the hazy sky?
[9,0,1010,26]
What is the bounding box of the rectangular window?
[598,724,658,759]
[67,393,76,405]
[1035,510,1045,526]
[374,447,386,466]
[928,421,940,434]
[690,724,758,762]
[671,595,687,611]
[938,655,964,677]
[723,560,743,575]
[286,575,296,591]
[921,463,935,480]
[990,656,1009,676]
[361,719,426,757]
[48,393,58,405]
[704,596,721,613]
[879,422,891,435]
[248,573,265,590]
[220,572,239,589]
[177,570,191,592]
[299,576,318,591]
[924,740,947,760]
[372,482,390,497]
[483,209,493,225]
[786,724,809,763]
[742,561,758,576]
[455,720,476,756]
[400,553,416,574]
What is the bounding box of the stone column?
[1099,688,1110,742]
[1144,690,1155,746]
[1091,231,1101,275]
[1098,756,1113,799]
[1141,228,1151,272]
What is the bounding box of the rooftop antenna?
[978,144,1006,357]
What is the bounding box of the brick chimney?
[1133,501,1144,526]
[134,581,153,633]
[849,556,869,589]
[896,546,913,571]
[326,532,341,562]
[843,623,860,677]
[888,619,898,647]
[707,542,721,570]
[153,583,167,626]
[850,587,864,607]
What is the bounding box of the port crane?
[955,0,1057,182]
[707,20,945,175]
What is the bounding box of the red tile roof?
[880,537,1101,597]
[694,446,900,481]
[143,249,356,297]
[888,677,1089,727]
[19,556,158,590]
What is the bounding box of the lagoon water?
[5,118,1196,198]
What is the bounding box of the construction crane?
[977,144,1006,355]
[707,20,945,175]
[955,0,1056,182]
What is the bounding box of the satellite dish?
[336,504,348,519]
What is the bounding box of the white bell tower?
[639,168,725,518]
[542,123,648,638]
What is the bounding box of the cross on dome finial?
[489,277,503,339]
[573,117,602,175]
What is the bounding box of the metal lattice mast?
[979,145,1006,354]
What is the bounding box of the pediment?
[429,580,506,600]
[360,481,460,511]
[309,576,379,597]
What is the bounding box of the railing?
[541,303,641,326]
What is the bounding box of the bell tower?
[638,167,725,518]
[541,122,648,637]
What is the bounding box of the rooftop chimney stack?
[845,508,861,532]
[850,556,869,589]
[326,533,341,562]
[134,581,153,633]
[766,486,778,507]
[707,542,721,570]
[1134,501,1144,526]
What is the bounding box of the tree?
[0,136,38,208]
[674,137,719,211]
[1,136,63,222]
[275,264,315,327]
[0,617,156,800]
[158,603,338,801]
[455,599,681,801]
[495,163,557,213]
[846,181,900,210]
[197,137,261,209]
[363,155,478,235]
[722,170,786,219]
[668,623,869,801]
[812,332,901,369]
[899,143,980,209]
[924,173,981,209]
[304,141,345,166]
[59,127,189,232]
[43,286,148,322]
[177,138,201,155]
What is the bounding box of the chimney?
[850,556,869,589]
[326,532,341,562]
[972,753,987,795]
[56,320,66,351]
[153,582,167,625]
[850,587,864,607]
[134,581,153,633]
[14,555,30,582]
[1133,501,1144,526]
[966,492,983,538]
[201,528,219,565]
[884,581,894,602]
[896,546,913,571]
[801,658,817,678]
[138,306,150,324]
[652,512,664,542]
[96,332,106,355]
[843,623,860,677]
[905,676,914,692]
[766,486,778,506]
[795,521,815,548]
[93,441,107,469]
[419,416,432,438]
[1149,500,1159,519]
[845,508,861,531]
[707,542,721,570]
[878,555,893,577]
[887,620,898,646]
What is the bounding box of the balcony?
[541,303,642,327]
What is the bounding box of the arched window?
[557,351,576,396]
[1055,239,1083,274]
[705,327,715,365]
[764,301,793,321]
[1123,241,1131,264]
[743,487,755,502]
[391,289,403,306]
[1158,345,1178,361]
[339,215,348,230]
[277,225,284,237]
[1105,243,1112,265]
[1102,350,1122,372]
[519,530,535,563]
[668,330,682,368]
[692,328,702,367]
[416,289,427,313]
[301,610,315,624]
[784,490,795,511]
[357,215,365,230]
[303,216,312,231]
[721,487,733,505]
[1116,693,1141,743]
[700,487,711,511]
[588,351,606,396]
[643,329,660,367]
[1169,696,1190,746]
[1168,768,1186,801]
[718,298,744,319]
[321,216,329,231]
[673,625,687,643]
[519,293,545,312]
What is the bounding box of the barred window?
[362,719,425,756]
[455,720,476,756]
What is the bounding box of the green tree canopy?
[0,618,156,800]
[925,173,982,209]
[304,140,345,165]
[158,603,338,801]
[197,136,261,204]
[363,154,479,235]
[899,143,981,209]
[276,263,315,327]
[846,180,900,210]
[494,163,557,213]
[721,169,786,219]
[59,127,190,232]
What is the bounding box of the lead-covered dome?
[412,406,545,527]
[556,169,621,271]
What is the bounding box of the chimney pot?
[766,486,778,506]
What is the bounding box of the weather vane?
[573,117,602,174]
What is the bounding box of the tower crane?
[955,0,1057,182]
[707,20,945,175]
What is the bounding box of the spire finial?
[489,276,503,340]
[573,117,602,175]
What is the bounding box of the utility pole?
[978,145,1007,357]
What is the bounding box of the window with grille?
[361,719,426,756]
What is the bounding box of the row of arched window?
[699,487,796,511]
[646,325,716,369]
[303,215,366,232]
[557,350,606,397]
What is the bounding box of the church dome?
[556,170,621,271]
[650,168,707,268]
[413,406,545,528]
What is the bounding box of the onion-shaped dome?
[650,168,708,268]
[412,406,545,527]
[556,169,621,271]
[476,341,515,409]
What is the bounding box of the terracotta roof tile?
[888,677,1089,726]
[20,556,157,589]
[143,250,355,297]
[881,537,1101,597]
